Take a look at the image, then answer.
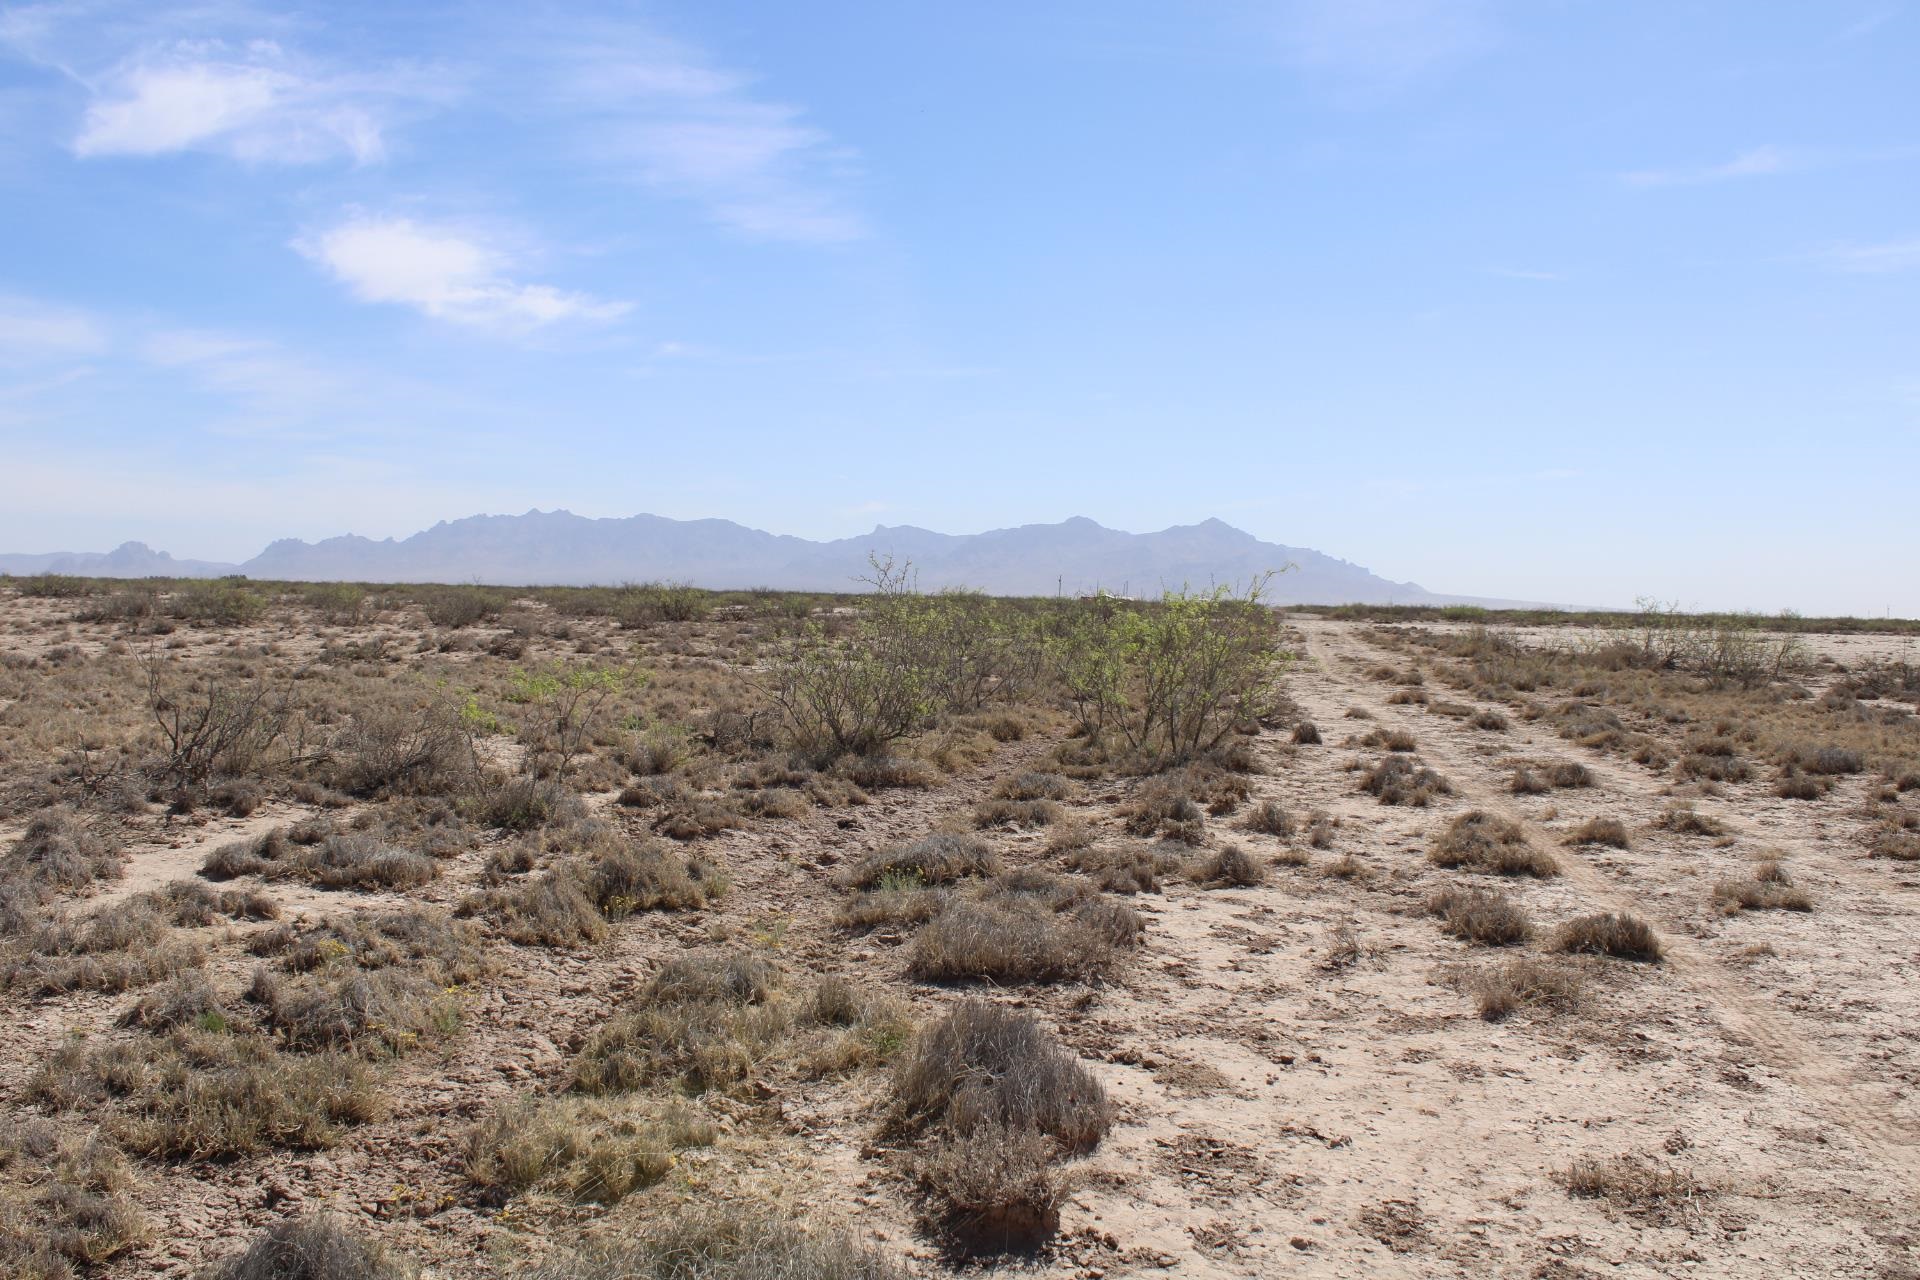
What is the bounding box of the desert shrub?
[1469,957,1584,1020]
[203,830,434,890]
[835,884,948,933]
[890,1001,1110,1154]
[739,786,809,819]
[4,807,123,893]
[909,888,1132,986]
[1563,818,1630,849]
[1772,768,1830,800]
[1509,768,1550,796]
[16,573,89,598]
[840,834,1000,889]
[1426,888,1530,946]
[1654,803,1725,836]
[972,797,1062,829]
[1361,728,1417,752]
[1429,812,1558,877]
[465,1096,714,1205]
[465,777,587,832]
[573,952,790,1096]
[994,771,1074,802]
[1189,844,1266,887]
[33,1031,381,1159]
[1053,581,1284,768]
[841,755,941,790]
[1560,1155,1702,1218]
[421,587,500,629]
[513,1207,908,1280]
[138,880,280,926]
[462,873,607,948]
[1239,799,1293,837]
[120,971,228,1031]
[143,659,296,799]
[251,909,490,985]
[1676,752,1751,784]
[1712,862,1812,914]
[168,579,267,626]
[1360,755,1453,806]
[1385,687,1427,706]
[1777,743,1864,776]
[614,581,712,627]
[8,902,201,995]
[197,1214,411,1280]
[1552,912,1662,961]
[1061,845,1169,894]
[1871,827,1920,860]
[1292,720,1322,745]
[0,1120,146,1277]
[914,1124,1064,1255]
[320,699,472,798]
[1469,709,1509,731]
[252,967,457,1057]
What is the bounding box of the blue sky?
[0,1,1915,613]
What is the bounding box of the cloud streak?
[535,21,865,242]
[295,214,631,330]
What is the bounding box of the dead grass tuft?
[1429,812,1558,877]
[1426,888,1531,946]
[1551,912,1663,962]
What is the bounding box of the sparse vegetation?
[1429,811,1558,877]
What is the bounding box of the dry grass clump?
[1292,720,1322,745]
[1511,761,1594,794]
[120,971,229,1031]
[3,807,123,893]
[1426,888,1531,946]
[1771,767,1831,800]
[908,874,1140,985]
[1551,912,1663,962]
[972,797,1063,829]
[461,839,716,948]
[994,771,1075,802]
[138,880,281,926]
[1469,709,1509,731]
[1361,728,1418,752]
[513,1206,908,1280]
[1189,844,1267,888]
[842,755,940,791]
[1061,844,1173,894]
[1676,751,1751,784]
[250,966,459,1057]
[1469,957,1584,1021]
[835,883,948,932]
[197,1213,412,1280]
[203,829,434,891]
[0,1120,146,1278]
[573,951,791,1096]
[619,777,748,841]
[1560,1155,1703,1220]
[1713,861,1813,914]
[465,1096,715,1206]
[7,901,203,995]
[1654,803,1726,837]
[252,909,490,986]
[1360,755,1453,807]
[1239,799,1293,837]
[889,1002,1110,1254]
[32,1030,382,1159]
[1385,688,1427,706]
[1429,812,1559,878]
[839,834,1000,889]
[317,699,472,799]
[1870,825,1920,861]
[464,776,586,832]
[1776,743,1865,776]
[1121,764,1250,841]
[1562,818,1630,849]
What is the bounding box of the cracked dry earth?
[6,614,1919,1279]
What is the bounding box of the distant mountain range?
[0,511,1525,605]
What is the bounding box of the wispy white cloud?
[1814,237,1920,273]
[294,214,631,331]
[0,294,108,364]
[1275,0,1496,89]
[1,3,455,167]
[1621,145,1795,187]
[536,22,865,242]
[73,43,396,163]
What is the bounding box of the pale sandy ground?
[3,613,1916,1278]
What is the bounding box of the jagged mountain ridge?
[4,512,1499,605]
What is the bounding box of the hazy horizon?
[2,2,1916,615]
